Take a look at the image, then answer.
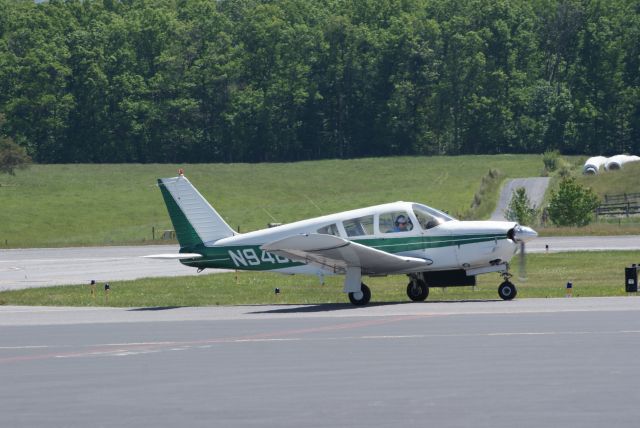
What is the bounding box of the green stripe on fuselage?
[181,244,302,271]
[354,233,506,253]
[181,233,506,271]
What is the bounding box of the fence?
[603,192,640,204]
[596,192,640,218]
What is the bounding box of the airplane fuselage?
[179,202,521,278]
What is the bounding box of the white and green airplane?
[149,172,538,306]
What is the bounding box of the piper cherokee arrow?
[147,172,538,306]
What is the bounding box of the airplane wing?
[261,233,432,275]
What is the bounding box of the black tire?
[498,281,517,300]
[406,279,429,302]
[348,283,371,306]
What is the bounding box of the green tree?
[505,187,537,225]
[0,0,639,163]
[0,115,31,175]
[547,177,599,227]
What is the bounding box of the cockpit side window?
[380,211,413,233]
[343,215,374,237]
[412,203,455,230]
[317,223,340,236]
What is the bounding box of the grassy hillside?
[0,156,545,248]
[536,159,640,236]
[0,251,636,306]
[579,161,640,197]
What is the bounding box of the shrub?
[542,149,561,172]
[0,114,31,175]
[505,187,538,225]
[547,177,600,227]
[0,136,31,175]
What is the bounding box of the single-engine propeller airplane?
[148,171,538,306]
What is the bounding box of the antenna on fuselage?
[262,207,279,223]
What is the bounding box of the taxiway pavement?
[2,298,640,427]
[0,245,230,290]
[1,236,638,290]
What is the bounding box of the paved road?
[491,177,551,221]
[528,235,640,253]
[1,235,639,291]
[2,298,640,428]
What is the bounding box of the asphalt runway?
[2,298,640,427]
[1,236,639,291]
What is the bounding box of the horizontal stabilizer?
[143,253,203,260]
[261,233,432,275]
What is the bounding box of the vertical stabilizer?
[157,175,235,248]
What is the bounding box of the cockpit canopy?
[316,203,456,238]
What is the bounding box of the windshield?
[412,203,456,230]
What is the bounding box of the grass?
[579,161,640,197]
[1,251,638,307]
[0,156,545,248]
[536,157,640,235]
[1,155,636,248]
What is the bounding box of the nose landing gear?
[498,271,517,300]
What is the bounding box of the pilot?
[393,215,412,232]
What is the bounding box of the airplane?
[148,171,538,306]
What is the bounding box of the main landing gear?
[498,271,517,300]
[348,283,371,306]
[406,277,429,301]
[347,271,517,306]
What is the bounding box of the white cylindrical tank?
[604,154,640,171]
[583,156,607,175]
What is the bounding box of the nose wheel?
[498,271,517,300]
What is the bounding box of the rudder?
[157,175,235,249]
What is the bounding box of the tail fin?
[157,175,235,249]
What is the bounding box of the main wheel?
[348,283,371,306]
[407,279,429,301]
[498,281,517,300]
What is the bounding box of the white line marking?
[12,330,640,362]
[0,258,130,263]
[0,345,49,350]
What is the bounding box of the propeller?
[510,225,537,281]
[518,241,527,281]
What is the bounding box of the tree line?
[1,0,639,163]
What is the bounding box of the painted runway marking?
[0,258,130,263]
[0,345,49,350]
[4,328,640,364]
